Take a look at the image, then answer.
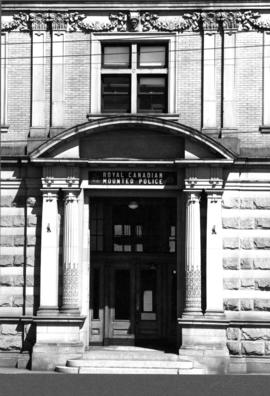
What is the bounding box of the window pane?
[138,76,167,112]
[103,46,130,67]
[102,76,130,112]
[139,76,166,90]
[139,45,166,67]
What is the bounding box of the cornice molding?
[2,10,270,32]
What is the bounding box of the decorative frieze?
[2,10,270,33]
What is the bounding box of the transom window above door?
[90,198,176,253]
[101,43,168,113]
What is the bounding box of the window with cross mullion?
[101,42,168,113]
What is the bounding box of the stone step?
[66,359,193,369]
[82,350,179,361]
[56,366,182,374]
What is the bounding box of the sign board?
[88,171,177,186]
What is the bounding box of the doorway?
[89,197,177,349]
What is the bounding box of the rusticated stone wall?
[227,327,270,356]
[0,166,41,354]
[222,190,270,356]
[222,192,270,313]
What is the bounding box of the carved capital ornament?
[3,10,270,33]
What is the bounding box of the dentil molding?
[2,10,270,32]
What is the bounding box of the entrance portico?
[30,116,234,370]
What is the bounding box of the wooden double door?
[90,255,177,347]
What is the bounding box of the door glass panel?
[143,290,153,312]
[115,270,130,320]
[140,269,156,313]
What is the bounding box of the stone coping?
[0,315,86,325]
[178,318,270,327]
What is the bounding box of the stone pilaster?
[183,191,203,316]
[61,189,80,314]
[38,189,59,314]
[205,191,224,317]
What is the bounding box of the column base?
[204,310,226,319]
[60,306,80,315]
[37,307,59,316]
[178,317,229,373]
[32,342,84,371]
[182,310,203,318]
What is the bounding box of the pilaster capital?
[63,189,80,203]
[183,190,202,204]
[41,189,59,202]
[205,190,223,203]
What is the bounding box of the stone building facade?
[2,0,270,374]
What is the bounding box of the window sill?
[87,113,180,121]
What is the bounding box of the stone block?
[223,238,239,250]
[240,279,254,289]
[240,198,254,209]
[13,255,24,266]
[240,257,253,269]
[13,276,24,287]
[0,195,15,207]
[227,328,240,341]
[223,279,239,290]
[1,324,18,336]
[0,336,22,351]
[242,328,270,340]
[13,216,25,227]
[240,238,254,250]
[13,236,24,246]
[265,342,270,355]
[224,299,239,311]
[27,235,37,246]
[0,216,13,227]
[241,341,264,355]
[255,279,270,290]
[240,299,253,311]
[254,197,270,209]
[253,258,270,269]
[0,255,14,266]
[223,257,239,270]
[226,341,241,355]
[13,296,33,307]
[26,256,35,267]
[27,215,37,226]
[222,197,239,209]
[0,276,14,286]
[26,275,34,287]
[256,218,270,229]
[222,218,239,229]
[0,296,12,307]
[254,299,270,311]
[240,218,255,229]
[254,238,270,249]
[0,236,13,247]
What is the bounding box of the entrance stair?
[55,346,206,374]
